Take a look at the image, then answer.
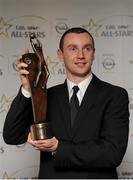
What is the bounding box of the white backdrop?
[0,0,133,178]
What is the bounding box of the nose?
[77,49,84,59]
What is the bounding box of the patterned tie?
[70,86,79,127]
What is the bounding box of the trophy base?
[30,123,52,140]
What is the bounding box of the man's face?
[57,32,95,81]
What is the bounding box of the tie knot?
[72,86,79,94]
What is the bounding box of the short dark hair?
[59,27,95,51]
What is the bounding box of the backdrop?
[0,0,133,178]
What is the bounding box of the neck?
[67,72,92,84]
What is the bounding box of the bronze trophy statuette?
[20,33,52,140]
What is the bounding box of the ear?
[93,50,95,61]
[57,49,64,62]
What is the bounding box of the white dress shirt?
[67,73,93,105]
[22,86,31,98]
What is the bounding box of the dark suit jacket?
[3,74,129,179]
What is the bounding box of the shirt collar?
[67,73,93,100]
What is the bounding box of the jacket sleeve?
[3,88,33,145]
[54,88,129,169]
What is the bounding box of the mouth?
[75,62,87,67]
[75,61,87,64]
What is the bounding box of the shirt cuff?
[21,86,31,98]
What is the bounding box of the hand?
[27,132,59,152]
[17,49,30,92]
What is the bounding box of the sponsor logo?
[55,22,68,34]
[0,15,49,39]
[82,15,133,38]
[102,57,115,70]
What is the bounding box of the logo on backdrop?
[0,15,49,38]
[102,56,115,70]
[55,22,68,34]
[0,17,12,37]
[0,94,13,114]
[82,15,133,38]
[82,18,102,37]
[0,16,65,76]
[2,166,39,179]
[1,15,133,38]
[98,54,116,73]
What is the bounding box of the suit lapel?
[56,81,72,138]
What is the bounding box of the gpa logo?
[102,57,115,70]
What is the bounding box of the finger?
[33,141,53,149]
[17,55,22,62]
[17,62,28,69]
[19,69,29,75]
[27,133,33,143]
[33,140,52,147]
[17,62,29,75]
[36,137,55,144]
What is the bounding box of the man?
[3,27,129,179]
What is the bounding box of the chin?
[74,71,90,78]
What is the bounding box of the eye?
[84,46,93,52]
[67,45,77,52]
[69,47,76,51]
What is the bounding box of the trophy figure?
[21,33,51,140]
